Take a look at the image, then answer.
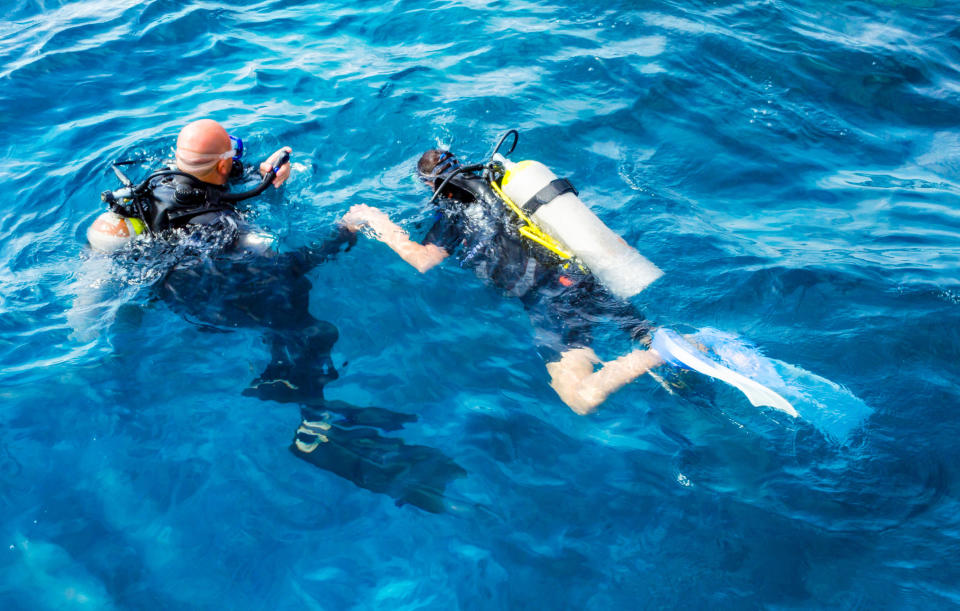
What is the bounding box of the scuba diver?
[341,131,802,418]
[75,119,465,513]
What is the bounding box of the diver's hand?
[260,146,293,187]
[341,204,389,233]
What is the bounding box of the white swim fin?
[651,328,798,417]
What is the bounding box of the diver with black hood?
[341,132,662,415]
[341,131,800,418]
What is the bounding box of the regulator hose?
[124,151,291,203]
[428,162,487,204]
[222,150,290,202]
[490,129,519,159]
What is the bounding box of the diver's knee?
[558,389,601,415]
[546,347,598,381]
[547,369,601,415]
[546,348,605,415]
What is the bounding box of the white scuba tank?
[86,211,145,253]
[495,155,662,299]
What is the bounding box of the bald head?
[175,119,233,183]
[178,119,230,155]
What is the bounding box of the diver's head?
[175,119,236,185]
[417,149,460,188]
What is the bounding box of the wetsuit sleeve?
[282,226,358,274]
[421,209,463,254]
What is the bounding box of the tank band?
[522,178,578,214]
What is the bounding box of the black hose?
[221,172,274,202]
[222,150,289,202]
[130,151,290,203]
[490,129,519,159]
[428,162,487,204]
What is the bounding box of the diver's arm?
[341,204,448,273]
[278,226,358,274]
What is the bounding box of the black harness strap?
[166,205,236,225]
[521,178,578,214]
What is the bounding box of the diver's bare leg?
[547,347,664,415]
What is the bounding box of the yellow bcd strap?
[488,180,575,261]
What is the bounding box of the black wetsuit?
[422,173,652,362]
[141,173,239,232]
[136,169,464,513]
[136,170,347,403]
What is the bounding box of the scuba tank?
[428,130,663,299]
[87,210,146,253]
[89,164,144,254]
[488,138,662,299]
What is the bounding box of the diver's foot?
[243,368,332,406]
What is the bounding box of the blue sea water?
[2,0,960,607]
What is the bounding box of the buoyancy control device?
[493,153,663,300]
[429,130,663,299]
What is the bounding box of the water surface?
[2,0,960,607]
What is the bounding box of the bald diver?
[73,118,464,512]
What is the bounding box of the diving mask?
[418,151,460,182]
[432,151,459,176]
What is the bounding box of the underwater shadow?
[150,231,467,514]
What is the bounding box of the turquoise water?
[3,0,960,607]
